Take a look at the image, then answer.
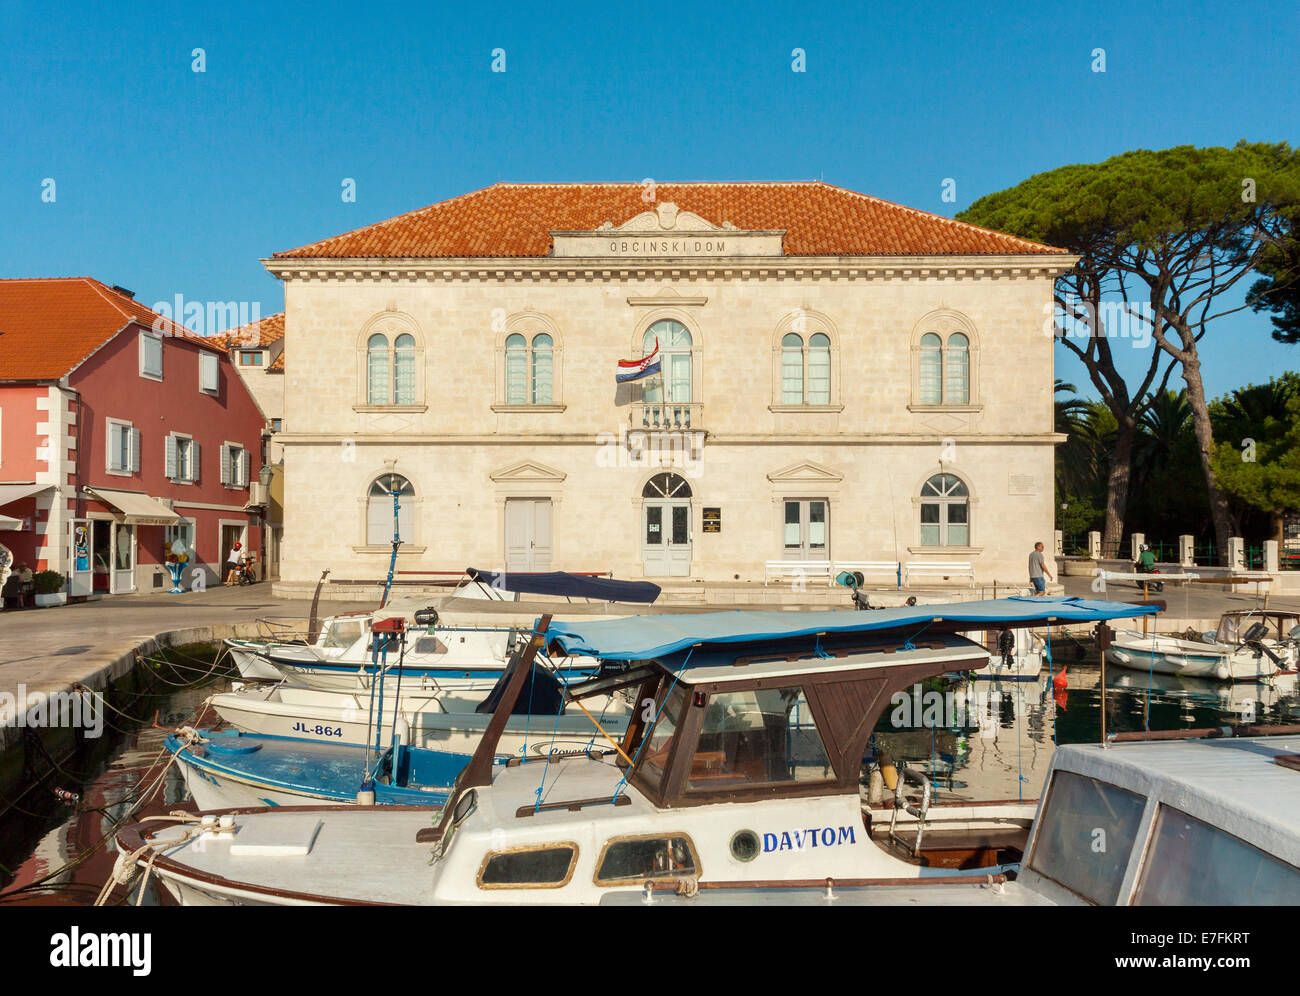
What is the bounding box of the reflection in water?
[0,680,222,907]
[873,651,1300,806]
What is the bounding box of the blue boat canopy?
[544,596,1160,661]
[465,567,661,604]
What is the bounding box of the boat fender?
[1215,663,1231,681]
[357,779,376,805]
[395,716,411,745]
[880,761,898,792]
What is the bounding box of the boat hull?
[1105,631,1283,681]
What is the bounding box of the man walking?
[1029,541,1054,596]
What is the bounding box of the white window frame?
[139,331,163,381]
[166,432,199,485]
[105,418,139,476]
[199,352,220,394]
[781,497,830,561]
[221,441,249,489]
[918,473,971,548]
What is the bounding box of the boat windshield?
[1134,805,1300,904]
[1027,770,1146,904]
[631,683,687,792]
[319,618,367,649]
[686,686,834,792]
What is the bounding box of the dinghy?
[1105,610,1300,681]
[117,596,1201,906]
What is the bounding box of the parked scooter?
[1133,544,1164,593]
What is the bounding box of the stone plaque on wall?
[1008,474,1039,496]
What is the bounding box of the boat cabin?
[573,630,990,810]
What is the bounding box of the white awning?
[84,487,183,526]
[0,513,23,530]
[0,483,54,508]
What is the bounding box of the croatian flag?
[616,341,660,383]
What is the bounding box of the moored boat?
[114,596,1192,906]
[1106,610,1300,682]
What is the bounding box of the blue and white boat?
[176,640,631,809]
[166,728,466,808]
[256,568,660,692]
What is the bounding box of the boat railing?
[888,765,933,856]
[1108,722,1300,744]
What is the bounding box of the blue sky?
[1,0,1296,399]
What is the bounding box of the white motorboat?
[112,596,1228,906]
[207,675,631,753]
[224,611,373,681]
[242,568,658,691]
[1106,610,1300,682]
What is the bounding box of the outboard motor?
[997,628,1016,667]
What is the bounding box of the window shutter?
[106,424,116,472]
[239,449,250,487]
[191,441,200,483]
[165,435,178,478]
[130,429,141,472]
[200,353,219,393]
[220,445,232,485]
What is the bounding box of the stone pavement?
[0,583,356,751]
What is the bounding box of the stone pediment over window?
[489,460,567,484]
[766,460,844,484]
[551,202,785,258]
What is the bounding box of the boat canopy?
[465,567,661,604]
[545,596,1160,661]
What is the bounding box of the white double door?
[505,498,553,572]
[643,500,691,577]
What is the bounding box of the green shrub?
[33,570,65,595]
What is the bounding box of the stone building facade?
[265,182,1075,595]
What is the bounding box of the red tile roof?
[0,277,223,382]
[211,312,285,350]
[274,181,1066,260]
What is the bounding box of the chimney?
[110,285,135,299]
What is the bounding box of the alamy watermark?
[0,685,105,738]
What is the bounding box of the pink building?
[0,278,268,597]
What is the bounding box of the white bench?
[764,561,832,585]
[832,561,901,588]
[903,560,975,588]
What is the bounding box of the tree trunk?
[1103,417,1137,556]
[1180,351,1236,564]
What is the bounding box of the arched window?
[781,333,803,403]
[531,333,553,404]
[503,331,554,405]
[919,473,969,547]
[394,334,416,405]
[913,313,977,407]
[367,334,390,405]
[505,333,527,403]
[945,333,969,404]
[642,320,692,404]
[808,333,831,404]
[363,320,423,407]
[642,472,693,499]
[367,474,415,546]
[919,333,943,405]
